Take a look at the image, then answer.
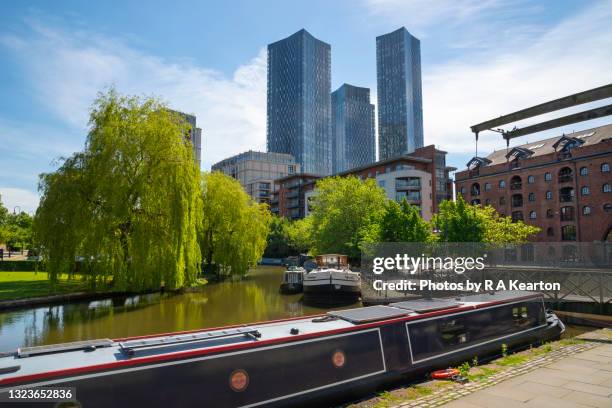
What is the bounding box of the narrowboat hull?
[0,292,564,408]
[279,282,303,294]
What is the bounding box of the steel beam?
[500,104,612,140]
[471,83,612,134]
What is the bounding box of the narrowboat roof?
[0,291,542,386]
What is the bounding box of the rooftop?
[466,123,612,169]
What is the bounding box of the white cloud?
[0,187,40,214]
[2,21,267,171]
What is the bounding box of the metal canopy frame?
[471,84,612,139]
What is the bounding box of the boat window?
[408,302,545,362]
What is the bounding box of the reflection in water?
[0,266,359,351]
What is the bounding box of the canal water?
[0,266,594,352]
[0,266,360,352]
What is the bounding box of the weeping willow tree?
[200,172,271,277]
[34,90,202,291]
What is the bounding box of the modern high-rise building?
[376,27,424,160]
[331,84,376,173]
[266,29,332,176]
[172,110,202,168]
[211,150,299,204]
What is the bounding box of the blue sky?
[1,0,612,212]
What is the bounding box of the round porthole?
[332,350,346,368]
[229,369,249,392]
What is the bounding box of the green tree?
[6,211,33,251]
[433,195,540,243]
[379,199,434,242]
[433,195,485,242]
[479,205,540,244]
[286,216,314,254]
[199,172,271,277]
[263,216,292,258]
[309,176,387,259]
[0,196,10,246]
[35,90,202,290]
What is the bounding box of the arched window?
[528,192,535,202]
[499,197,506,205]
[544,172,552,181]
[471,183,481,196]
[510,176,522,190]
[604,183,612,193]
[581,186,590,196]
[527,175,535,184]
[604,203,612,213]
[460,186,465,195]
[561,225,576,241]
[547,227,554,237]
[579,167,588,176]
[485,198,491,205]
[511,194,523,208]
[558,167,573,183]
[471,199,481,205]
[529,211,536,219]
[546,209,553,218]
[499,180,506,188]
[546,191,552,200]
[602,163,610,173]
[582,206,592,215]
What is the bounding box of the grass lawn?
[0,271,93,301]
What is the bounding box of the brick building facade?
[455,124,612,242]
[271,145,454,220]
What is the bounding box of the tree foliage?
[0,197,10,245]
[34,90,202,290]
[286,216,314,254]
[0,196,33,250]
[263,216,292,258]
[433,195,539,244]
[199,172,271,277]
[308,176,387,259]
[379,199,434,242]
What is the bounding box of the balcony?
[560,207,575,222]
[559,187,574,203]
[396,192,421,203]
[511,211,524,222]
[511,194,523,208]
[395,178,421,190]
[286,200,300,209]
[558,167,573,183]
[285,191,298,199]
[510,176,522,190]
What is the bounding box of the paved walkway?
[441,343,612,408]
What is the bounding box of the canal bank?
[347,328,611,408]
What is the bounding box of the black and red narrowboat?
[0,291,564,408]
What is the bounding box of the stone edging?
[391,342,600,408]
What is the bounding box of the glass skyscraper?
[267,29,332,176]
[331,84,376,173]
[376,27,424,160]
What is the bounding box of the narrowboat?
[303,254,361,302]
[0,291,564,408]
[279,266,305,294]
